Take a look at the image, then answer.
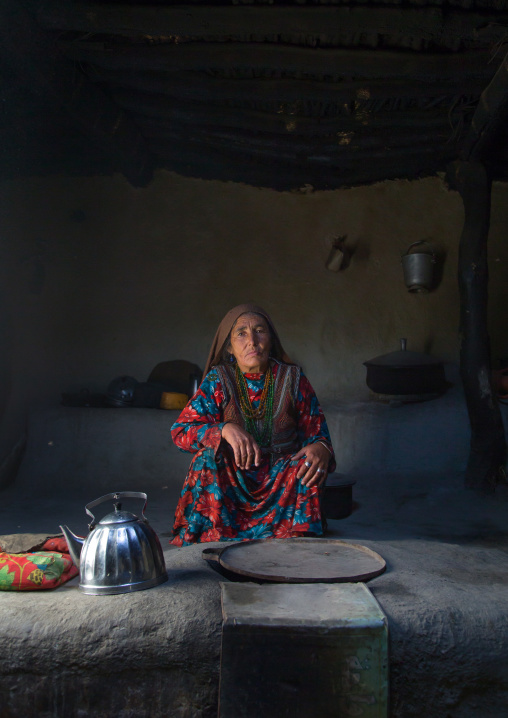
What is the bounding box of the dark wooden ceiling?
[2,0,508,189]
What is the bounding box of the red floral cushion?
[40,536,72,554]
[0,543,79,591]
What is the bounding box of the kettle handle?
[85,491,148,530]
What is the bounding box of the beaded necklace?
[234,363,274,448]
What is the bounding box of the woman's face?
[228,313,272,374]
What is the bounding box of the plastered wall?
[1,170,508,476]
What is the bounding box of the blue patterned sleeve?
[171,370,226,454]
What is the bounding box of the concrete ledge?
[14,406,189,501]
[0,528,507,718]
[15,378,507,501]
[323,382,474,476]
[0,546,222,718]
[1,393,508,717]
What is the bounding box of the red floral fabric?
[170,363,335,546]
[0,538,79,591]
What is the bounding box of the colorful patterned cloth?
[0,537,79,591]
[170,362,335,546]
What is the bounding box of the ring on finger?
[316,468,324,474]
[304,460,312,468]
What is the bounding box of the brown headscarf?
[202,303,293,379]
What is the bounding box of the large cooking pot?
[364,339,447,397]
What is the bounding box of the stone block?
[219,582,388,718]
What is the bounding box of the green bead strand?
[234,364,274,448]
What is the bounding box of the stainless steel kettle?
[60,491,168,596]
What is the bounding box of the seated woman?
[170,303,335,546]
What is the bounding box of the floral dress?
[170,363,335,546]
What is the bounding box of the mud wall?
[1,171,508,481]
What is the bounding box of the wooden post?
[448,160,506,492]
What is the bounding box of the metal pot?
[364,339,447,397]
[60,491,168,595]
[322,473,356,520]
[402,240,436,293]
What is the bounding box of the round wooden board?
[217,538,386,583]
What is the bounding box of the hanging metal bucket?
[402,240,436,293]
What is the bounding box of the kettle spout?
[60,525,84,569]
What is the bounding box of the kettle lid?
[85,491,149,531]
[98,509,140,526]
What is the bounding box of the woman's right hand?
[221,422,262,470]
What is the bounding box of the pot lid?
[364,338,443,368]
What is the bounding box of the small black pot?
[322,474,356,520]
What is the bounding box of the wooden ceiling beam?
[142,120,450,148]
[150,136,450,186]
[59,40,495,84]
[147,130,452,163]
[94,68,486,108]
[132,108,454,138]
[0,1,154,187]
[153,151,445,191]
[117,91,455,136]
[38,2,507,51]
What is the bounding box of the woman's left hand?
[293,443,330,488]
